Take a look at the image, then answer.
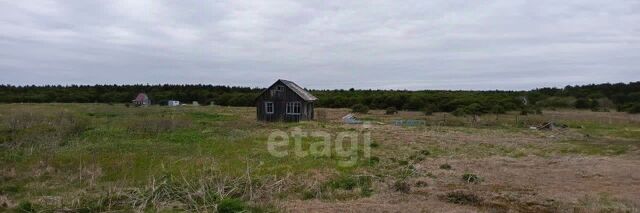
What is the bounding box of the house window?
[286,102,301,115]
[271,85,285,96]
[265,102,274,114]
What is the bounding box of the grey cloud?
[0,0,638,90]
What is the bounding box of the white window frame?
[286,102,301,115]
[265,102,274,114]
[271,85,285,96]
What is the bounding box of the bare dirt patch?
[284,156,640,212]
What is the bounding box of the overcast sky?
[0,0,638,90]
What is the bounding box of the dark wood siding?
[256,81,315,122]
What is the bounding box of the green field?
[1,104,639,212]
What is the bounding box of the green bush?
[491,105,506,114]
[575,98,593,109]
[302,190,315,200]
[536,97,575,108]
[367,156,380,165]
[351,104,369,114]
[628,104,640,114]
[423,107,433,116]
[534,107,543,115]
[327,176,373,197]
[385,107,398,115]
[328,177,357,190]
[217,198,246,213]
[15,201,35,213]
[464,103,483,115]
[452,108,466,117]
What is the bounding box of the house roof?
[257,79,318,101]
[133,93,148,101]
[279,79,318,101]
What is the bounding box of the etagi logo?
[267,123,372,167]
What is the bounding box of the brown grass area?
[282,108,640,212]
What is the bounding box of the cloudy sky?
[0,0,638,90]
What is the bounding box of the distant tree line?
[0,81,639,113]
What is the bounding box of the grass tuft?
[439,164,452,170]
[441,191,481,205]
[392,181,410,193]
[462,173,481,184]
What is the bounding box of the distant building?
[132,93,151,106]
[168,100,180,107]
[255,79,317,122]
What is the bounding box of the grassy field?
[1,104,639,212]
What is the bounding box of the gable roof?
[279,79,318,101]
[133,93,149,102]
[258,79,318,101]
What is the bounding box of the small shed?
[132,93,151,106]
[342,113,363,124]
[256,79,317,122]
[168,100,180,107]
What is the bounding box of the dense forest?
[1,82,639,114]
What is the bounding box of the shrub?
[351,104,369,114]
[217,198,246,213]
[439,164,452,170]
[360,185,373,197]
[385,107,398,115]
[575,98,592,109]
[628,104,640,114]
[302,191,315,200]
[423,107,433,116]
[452,108,466,117]
[491,105,506,114]
[419,150,430,156]
[590,100,600,110]
[535,97,574,108]
[462,173,481,183]
[412,155,425,162]
[534,107,543,115]
[369,142,379,148]
[327,176,373,197]
[15,201,35,213]
[464,103,483,115]
[393,181,410,193]
[441,191,481,205]
[367,156,380,165]
[328,176,357,190]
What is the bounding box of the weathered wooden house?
[256,79,317,122]
[132,93,151,106]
